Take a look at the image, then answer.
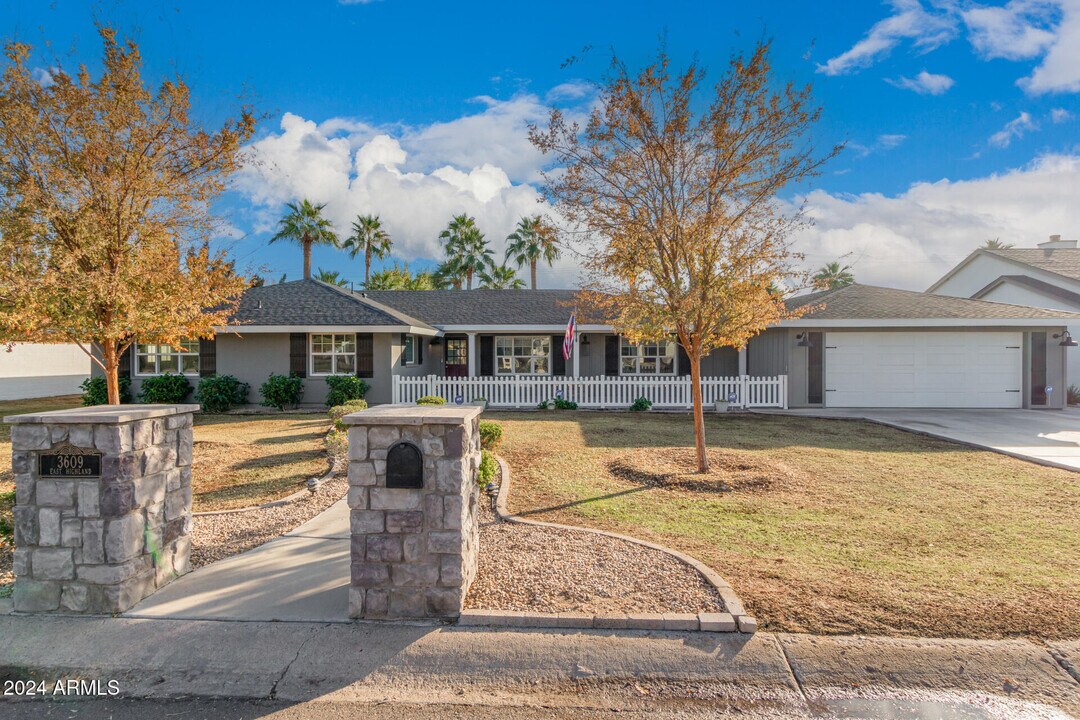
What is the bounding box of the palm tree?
[341,214,392,286]
[479,262,526,289]
[812,261,855,290]
[984,238,1015,250]
[314,268,348,287]
[366,261,444,290]
[270,199,339,280]
[438,214,493,290]
[505,215,560,289]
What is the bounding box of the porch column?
[572,332,581,378]
[738,347,748,376]
[467,332,477,377]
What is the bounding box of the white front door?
[824,331,1023,408]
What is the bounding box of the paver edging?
[192,467,340,517]
[466,456,755,634]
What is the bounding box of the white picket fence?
[392,374,788,410]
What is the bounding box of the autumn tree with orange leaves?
[531,41,839,472]
[0,27,255,404]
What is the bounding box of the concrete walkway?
[758,408,1080,471]
[0,613,1077,718]
[125,498,351,622]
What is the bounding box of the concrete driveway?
[761,408,1080,471]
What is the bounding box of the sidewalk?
[0,612,1077,718]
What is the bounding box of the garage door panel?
[824,331,1022,408]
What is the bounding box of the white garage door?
[824,331,1023,408]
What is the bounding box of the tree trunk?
[531,261,537,290]
[466,270,473,290]
[689,353,709,473]
[303,239,312,279]
[102,340,121,405]
[365,247,372,285]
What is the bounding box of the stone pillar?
[5,404,198,614]
[344,404,481,620]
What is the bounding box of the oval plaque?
[38,442,102,479]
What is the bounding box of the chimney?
[1037,234,1077,250]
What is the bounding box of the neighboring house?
[928,235,1080,397]
[0,343,91,401]
[94,278,1080,410]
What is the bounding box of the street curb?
[471,456,755,634]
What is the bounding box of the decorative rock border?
[458,457,756,634]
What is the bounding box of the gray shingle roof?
[362,290,580,326]
[973,275,1080,307]
[984,248,1080,282]
[787,283,1080,320]
[231,279,429,327]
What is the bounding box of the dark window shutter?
[552,335,566,376]
[199,337,217,377]
[479,335,494,376]
[677,343,691,377]
[604,335,619,377]
[356,333,374,378]
[417,335,423,365]
[290,333,307,378]
[117,344,132,379]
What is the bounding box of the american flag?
[563,313,576,360]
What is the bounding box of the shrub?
[328,400,367,431]
[138,373,192,404]
[196,374,250,413]
[478,420,503,452]
[0,490,14,546]
[537,400,551,410]
[553,398,578,410]
[325,375,370,407]
[416,395,446,406]
[477,448,497,489]
[325,428,348,469]
[260,373,305,410]
[629,396,652,412]
[79,376,131,406]
[1069,384,1080,406]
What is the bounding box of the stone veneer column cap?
[4,403,201,425]
[342,404,482,426]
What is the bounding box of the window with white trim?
[136,340,200,376]
[310,334,356,376]
[495,336,550,375]
[620,338,676,375]
[403,335,417,366]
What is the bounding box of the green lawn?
[489,410,1080,640]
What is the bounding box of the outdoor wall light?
[1055,331,1078,347]
[580,334,590,346]
[796,332,813,348]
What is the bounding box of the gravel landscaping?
[190,475,348,568]
[465,500,724,615]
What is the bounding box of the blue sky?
[3,0,1080,289]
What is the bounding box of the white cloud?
[790,153,1080,289]
[848,133,909,158]
[886,70,955,94]
[1051,107,1074,122]
[1020,0,1080,94]
[988,111,1037,147]
[961,0,1058,59]
[31,67,55,88]
[234,96,595,287]
[817,0,957,75]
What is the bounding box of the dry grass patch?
[489,411,1080,640]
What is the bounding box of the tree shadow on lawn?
[513,485,651,518]
[500,411,981,456]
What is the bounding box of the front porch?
[392,374,789,409]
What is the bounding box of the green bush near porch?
[416,395,446,406]
[139,373,192,404]
[196,374,251,413]
[260,373,305,410]
[325,375,369,407]
[79,376,131,406]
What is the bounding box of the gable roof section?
[228,279,433,330]
[928,248,1080,292]
[362,289,580,326]
[972,275,1080,307]
[784,283,1080,322]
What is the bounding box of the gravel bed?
[191,475,348,568]
[465,500,725,615]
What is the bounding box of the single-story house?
[95,277,1080,410]
[928,235,1080,389]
